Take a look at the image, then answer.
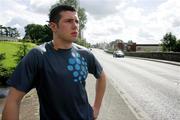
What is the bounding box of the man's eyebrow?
[64,18,79,21]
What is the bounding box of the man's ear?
[49,22,57,32]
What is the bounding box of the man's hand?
[93,106,99,120]
[93,71,106,120]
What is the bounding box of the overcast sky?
[0,0,180,44]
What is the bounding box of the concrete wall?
[0,36,17,41]
[136,45,162,52]
[125,52,180,62]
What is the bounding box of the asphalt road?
[92,49,180,120]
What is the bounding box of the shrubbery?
[0,53,14,85]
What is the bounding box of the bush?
[0,53,13,85]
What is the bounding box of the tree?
[41,25,53,43]
[14,40,29,63]
[78,8,87,38]
[12,28,20,38]
[24,24,52,44]
[174,39,180,52]
[0,53,12,85]
[0,25,19,38]
[76,38,91,48]
[59,0,79,9]
[161,32,176,52]
[24,24,45,43]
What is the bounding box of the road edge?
[109,79,152,120]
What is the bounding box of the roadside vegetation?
[0,41,36,68]
[0,41,36,85]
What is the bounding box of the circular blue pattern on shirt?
[76,53,80,57]
[67,65,73,71]
[83,75,86,79]
[75,64,80,70]
[81,66,85,72]
[71,52,76,57]
[66,53,88,83]
[74,79,78,82]
[84,71,87,76]
[73,71,79,77]
[69,58,76,64]
[80,71,84,75]
[76,58,81,64]
[78,76,82,81]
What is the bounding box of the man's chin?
[67,38,77,43]
[72,38,78,42]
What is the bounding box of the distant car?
[113,50,125,57]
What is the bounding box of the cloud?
[1,0,180,43]
[0,0,59,37]
[172,20,180,27]
[5,17,30,38]
[26,0,57,14]
[79,0,126,19]
[84,0,180,44]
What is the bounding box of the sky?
[0,0,180,44]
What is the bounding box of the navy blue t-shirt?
[7,41,103,120]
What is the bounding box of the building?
[106,39,161,52]
[136,44,162,52]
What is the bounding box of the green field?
[0,41,36,68]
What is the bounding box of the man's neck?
[52,39,72,50]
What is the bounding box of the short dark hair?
[49,4,76,24]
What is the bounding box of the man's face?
[51,11,79,42]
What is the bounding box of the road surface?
[92,49,180,120]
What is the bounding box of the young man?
[2,4,106,120]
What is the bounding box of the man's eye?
[66,20,72,23]
[76,20,79,24]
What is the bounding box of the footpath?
[0,74,138,120]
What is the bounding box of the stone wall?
[0,36,17,41]
[125,52,180,62]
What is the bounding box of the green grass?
[0,41,36,68]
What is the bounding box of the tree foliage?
[174,39,180,52]
[59,0,79,8]
[41,25,53,42]
[24,24,52,44]
[75,38,91,48]
[0,25,20,38]
[0,53,12,85]
[161,32,176,52]
[24,24,45,42]
[14,41,29,63]
[78,8,87,33]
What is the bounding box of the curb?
[127,56,180,66]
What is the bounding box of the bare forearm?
[2,87,25,120]
[93,71,106,110]
[2,101,20,120]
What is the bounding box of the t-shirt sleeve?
[7,49,39,93]
[87,51,103,79]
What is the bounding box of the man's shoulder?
[32,42,51,54]
[72,43,91,54]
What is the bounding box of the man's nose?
[72,21,79,29]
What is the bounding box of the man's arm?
[93,71,107,119]
[2,87,26,120]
